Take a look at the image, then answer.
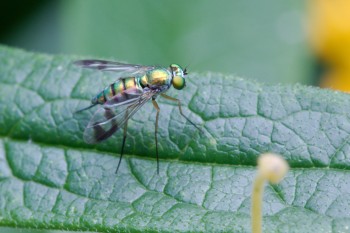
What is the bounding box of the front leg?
[160,93,202,132]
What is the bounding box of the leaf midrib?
[3,135,350,174]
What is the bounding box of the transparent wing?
[104,85,144,107]
[83,90,157,144]
[74,59,155,77]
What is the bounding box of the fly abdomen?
[92,77,142,105]
[93,90,107,105]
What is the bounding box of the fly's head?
[170,64,187,90]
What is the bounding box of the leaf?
[1,45,350,233]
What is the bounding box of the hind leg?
[115,106,130,173]
[152,98,160,174]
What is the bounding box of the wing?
[74,59,155,77]
[83,90,157,144]
[104,85,144,107]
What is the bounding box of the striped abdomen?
[92,77,142,105]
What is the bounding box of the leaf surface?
[1,46,350,232]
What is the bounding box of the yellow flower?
[308,0,350,91]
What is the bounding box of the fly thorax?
[147,68,171,87]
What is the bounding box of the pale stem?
[251,153,289,233]
[252,175,265,233]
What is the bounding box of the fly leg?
[152,98,160,174]
[160,93,202,133]
[115,109,129,174]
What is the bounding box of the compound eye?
[172,76,185,90]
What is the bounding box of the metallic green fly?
[75,60,201,174]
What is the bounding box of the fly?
[74,59,201,174]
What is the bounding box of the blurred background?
[1,0,313,86]
[2,0,350,89]
[2,0,349,89]
[1,0,349,233]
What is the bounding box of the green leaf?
[1,45,350,233]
